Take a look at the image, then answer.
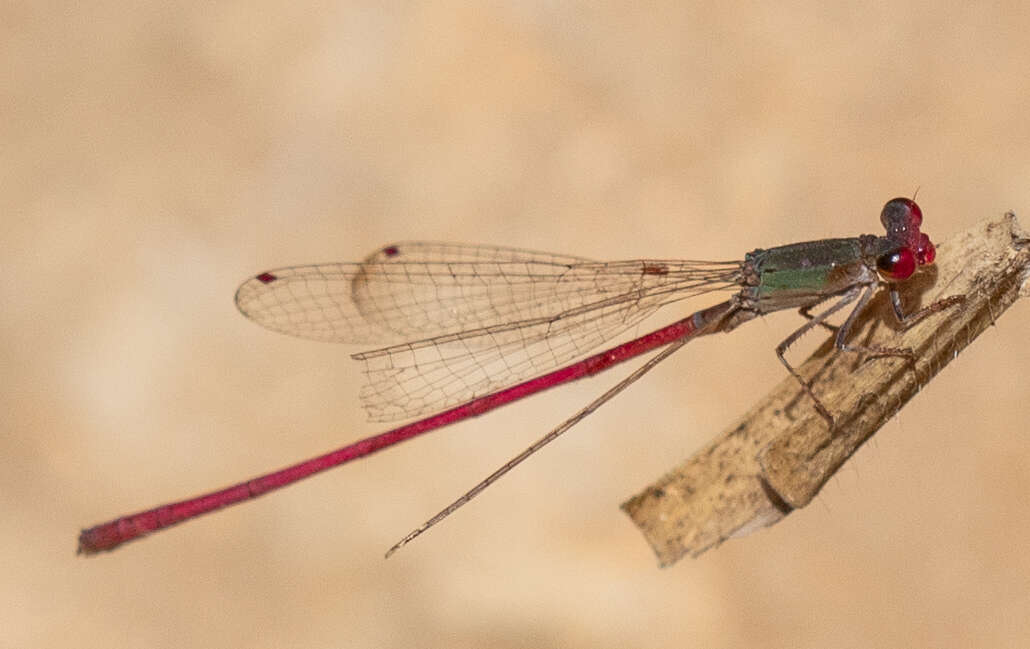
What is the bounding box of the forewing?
[235,242,741,421]
[234,242,595,345]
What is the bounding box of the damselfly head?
[876,197,938,281]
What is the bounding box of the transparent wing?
[235,242,594,345]
[236,242,741,421]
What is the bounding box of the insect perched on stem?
[78,197,962,557]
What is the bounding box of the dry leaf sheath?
[622,213,1030,567]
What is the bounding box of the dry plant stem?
[621,213,1030,567]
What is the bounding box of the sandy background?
[5,2,1030,647]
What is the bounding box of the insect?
[78,197,961,556]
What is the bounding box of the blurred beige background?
[5,2,1030,648]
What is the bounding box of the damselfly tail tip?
[77,527,104,556]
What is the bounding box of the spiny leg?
[837,287,965,361]
[776,286,866,426]
[799,305,839,334]
[889,288,966,327]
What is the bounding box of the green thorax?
[744,236,876,311]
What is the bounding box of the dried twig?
[621,213,1030,567]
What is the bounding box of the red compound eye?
[901,198,922,227]
[877,247,917,281]
[915,233,936,265]
[880,198,924,251]
[881,197,922,230]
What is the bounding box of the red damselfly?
[79,197,962,556]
